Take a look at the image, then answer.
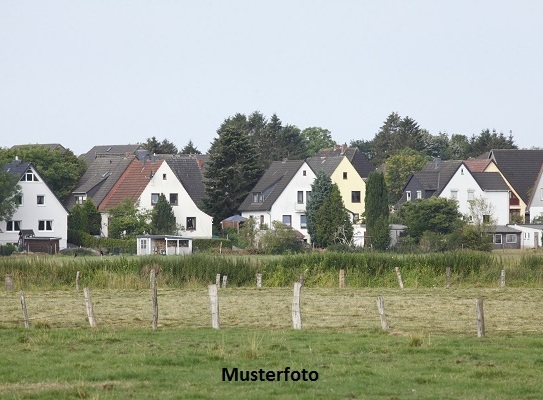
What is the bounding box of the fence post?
[476,298,485,338]
[446,267,451,289]
[376,296,388,331]
[20,291,30,329]
[292,281,302,329]
[299,274,305,287]
[339,269,345,289]
[256,273,262,288]
[222,275,228,289]
[500,269,505,288]
[151,286,158,330]
[216,274,221,289]
[5,275,14,292]
[208,284,220,329]
[83,287,97,328]
[75,271,81,291]
[150,268,156,290]
[395,267,404,289]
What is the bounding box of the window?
[15,194,23,205]
[6,221,21,231]
[74,194,86,205]
[282,215,292,227]
[37,195,45,205]
[506,234,517,244]
[169,193,178,206]
[306,191,311,203]
[416,191,422,199]
[406,191,412,201]
[450,190,458,200]
[343,172,348,180]
[163,173,167,180]
[353,213,360,223]
[300,215,307,229]
[151,193,159,205]
[524,232,531,240]
[494,234,502,244]
[38,220,53,231]
[186,217,196,230]
[252,192,263,203]
[483,215,490,223]
[303,170,307,176]
[20,169,39,182]
[259,215,265,227]
[468,190,475,201]
[297,191,304,204]
[351,191,361,203]
[140,240,147,249]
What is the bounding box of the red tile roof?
[464,158,491,172]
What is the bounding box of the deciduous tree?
[302,127,335,156]
[0,167,21,221]
[385,148,429,204]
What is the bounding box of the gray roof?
[11,143,65,151]
[65,156,133,209]
[165,157,207,205]
[81,144,143,165]
[493,225,522,234]
[316,146,375,178]
[3,160,32,178]
[489,149,543,204]
[306,156,343,177]
[238,160,305,212]
[472,172,509,191]
[415,160,464,195]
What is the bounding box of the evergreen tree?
[364,171,390,250]
[143,137,178,154]
[203,114,263,229]
[0,168,20,221]
[315,184,353,247]
[151,194,176,234]
[305,171,333,247]
[67,199,102,244]
[180,140,201,155]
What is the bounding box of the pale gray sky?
[1,1,542,155]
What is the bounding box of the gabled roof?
[11,143,65,151]
[99,158,164,211]
[81,144,143,165]
[489,149,543,204]
[464,158,492,172]
[306,156,343,177]
[66,156,134,209]
[165,157,207,204]
[527,163,543,209]
[316,146,375,178]
[238,159,306,212]
[472,172,509,191]
[418,160,464,196]
[2,160,32,178]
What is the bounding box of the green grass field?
[2,287,543,399]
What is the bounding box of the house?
[507,224,542,249]
[136,235,192,255]
[491,226,522,250]
[306,155,366,222]
[400,160,510,225]
[526,163,543,222]
[238,160,316,242]
[352,224,407,248]
[485,149,543,222]
[316,144,375,179]
[80,144,143,166]
[0,159,69,250]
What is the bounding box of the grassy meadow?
[1,250,543,399]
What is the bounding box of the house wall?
[0,166,68,248]
[484,162,525,220]
[492,233,521,250]
[528,178,543,222]
[508,225,542,249]
[330,157,366,221]
[138,163,213,238]
[440,166,509,225]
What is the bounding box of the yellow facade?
[330,157,366,222]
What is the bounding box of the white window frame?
[505,234,517,244]
[297,191,304,204]
[450,190,458,200]
[494,234,502,244]
[416,190,422,199]
[406,191,411,201]
[151,193,159,205]
[7,220,21,232]
[468,190,475,201]
[38,220,53,232]
[351,191,361,203]
[37,195,45,205]
[282,215,292,227]
[300,215,307,229]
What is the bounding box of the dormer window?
[21,169,39,182]
[253,192,263,203]
[74,194,87,205]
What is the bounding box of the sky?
[1,1,543,156]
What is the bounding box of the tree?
[180,140,201,155]
[0,168,21,221]
[399,197,463,242]
[0,145,86,201]
[385,148,429,204]
[203,114,263,228]
[305,171,333,247]
[143,137,178,154]
[150,194,176,235]
[259,221,304,254]
[108,199,150,239]
[364,171,390,250]
[302,127,335,156]
[314,184,353,247]
[462,196,496,251]
[67,199,102,244]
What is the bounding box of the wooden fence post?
[292,281,302,329]
[446,267,451,289]
[376,296,388,331]
[5,275,14,292]
[75,271,80,291]
[208,284,220,329]
[500,269,505,288]
[83,287,97,328]
[216,274,221,289]
[20,291,30,329]
[222,275,228,289]
[395,267,404,289]
[339,269,345,289]
[150,268,156,290]
[476,298,485,338]
[151,286,158,330]
[256,273,262,288]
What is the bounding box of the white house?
[238,160,316,242]
[1,160,69,250]
[527,163,543,222]
[352,224,407,248]
[136,235,193,255]
[507,224,542,249]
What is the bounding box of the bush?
[0,244,16,256]
[193,238,232,253]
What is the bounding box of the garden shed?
[136,235,193,255]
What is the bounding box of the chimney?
[197,159,204,169]
[341,143,347,155]
[435,157,442,169]
[334,144,339,151]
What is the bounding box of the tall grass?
[1,251,542,290]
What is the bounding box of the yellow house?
[307,156,366,222]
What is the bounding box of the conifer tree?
[305,171,332,247]
[151,194,176,235]
[315,184,353,247]
[365,171,390,250]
